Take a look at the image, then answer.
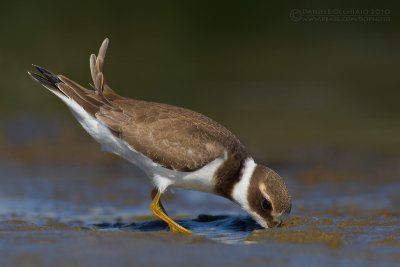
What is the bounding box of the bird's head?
[233,160,292,228]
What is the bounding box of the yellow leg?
[150,188,192,235]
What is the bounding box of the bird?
[28,38,292,234]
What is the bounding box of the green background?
[1,0,399,159]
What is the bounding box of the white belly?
[53,91,225,193]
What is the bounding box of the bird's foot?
[150,188,192,235]
[168,222,192,235]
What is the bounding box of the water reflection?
[93,214,262,243]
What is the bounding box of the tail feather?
[89,38,121,100]
[58,74,92,94]
[33,64,61,85]
[28,38,121,116]
[28,65,63,93]
[57,83,99,115]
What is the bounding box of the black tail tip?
[28,65,61,89]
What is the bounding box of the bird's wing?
[96,99,240,171]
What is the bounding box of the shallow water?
[0,117,399,267]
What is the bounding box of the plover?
[28,38,291,234]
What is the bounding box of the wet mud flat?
[0,119,399,267]
[0,214,399,267]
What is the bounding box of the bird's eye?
[261,199,272,211]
